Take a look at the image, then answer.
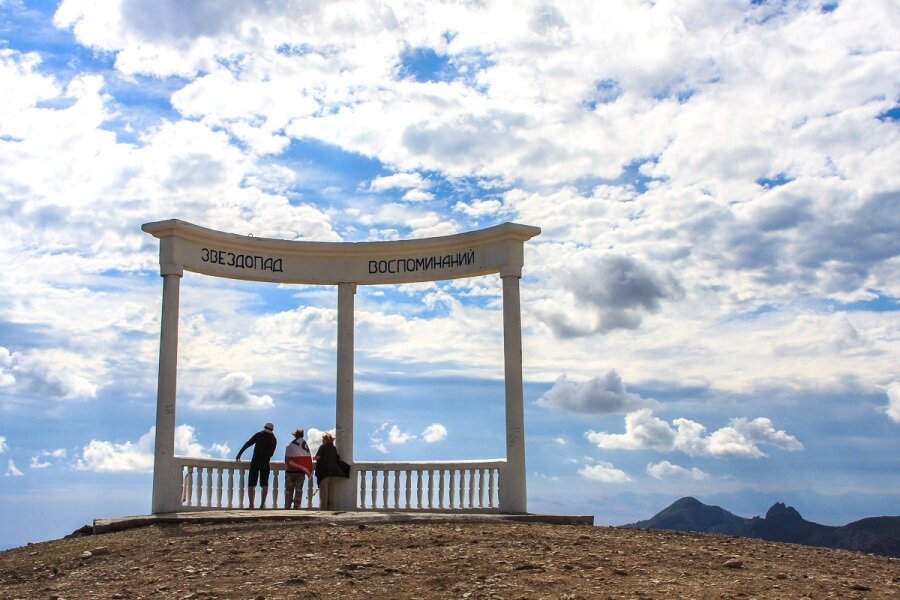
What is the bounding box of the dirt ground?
[1,517,897,599]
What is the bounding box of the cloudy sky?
[1,0,898,547]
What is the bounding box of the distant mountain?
[624,497,900,557]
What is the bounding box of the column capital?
[160,262,184,277]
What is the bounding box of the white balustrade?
[174,457,505,513]
[175,457,318,511]
[355,460,505,512]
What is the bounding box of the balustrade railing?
[355,459,504,512]
[175,456,506,513]
[176,457,316,510]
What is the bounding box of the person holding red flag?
[284,428,312,509]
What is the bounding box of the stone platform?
[93,510,594,535]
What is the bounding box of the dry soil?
[1,517,897,599]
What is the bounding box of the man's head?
[264,422,274,432]
[293,428,304,438]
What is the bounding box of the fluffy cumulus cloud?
[587,409,803,458]
[534,254,684,338]
[306,428,335,457]
[369,422,417,453]
[189,372,274,411]
[75,425,229,472]
[368,173,430,192]
[579,461,632,483]
[885,383,900,424]
[421,423,448,443]
[646,460,710,481]
[0,347,99,401]
[535,371,651,415]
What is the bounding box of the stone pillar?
[500,273,527,513]
[334,283,356,510]
[152,264,184,514]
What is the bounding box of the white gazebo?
[143,219,541,514]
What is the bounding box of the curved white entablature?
[142,219,541,285]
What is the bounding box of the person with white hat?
[236,422,277,509]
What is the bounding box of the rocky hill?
[1,515,898,599]
[626,497,900,557]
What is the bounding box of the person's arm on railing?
[235,436,254,461]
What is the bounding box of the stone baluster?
[195,467,203,507]
[405,471,412,509]
[227,469,234,509]
[382,470,389,509]
[205,467,213,507]
[488,468,496,508]
[184,466,194,507]
[238,468,245,509]
[359,469,367,509]
[393,470,401,509]
[271,469,279,509]
[416,469,423,509]
[449,469,456,509]
[371,469,379,508]
[468,469,475,509]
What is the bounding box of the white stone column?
[334,283,356,510]
[500,273,527,513]
[152,264,184,514]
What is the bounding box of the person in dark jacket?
[236,422,277,509]
[313,433,343,510]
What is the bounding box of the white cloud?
[401,189,435,202]
[884,382,900,424]
[579,461,632,483]
[534,253,684,338]
[587,409,803,458]
[535,371,651,415]
[0,347,99,400]
[422,423,447,443]
[646,460,710,481]
[306,427,335,457]
[0,348,15,387]
[369,173,430,192]
[453,199,503,218]
[369,422,418,453]
[388,425,415,444]
[76,428,155,473]
[29,448,67,469]
[75,425,229,472]
[6,460,24,477]
[189,372,274,411]
[0,436,7,454]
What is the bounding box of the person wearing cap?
[283,428,312,509]
[236,423,277,509]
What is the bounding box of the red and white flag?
[284,438,312,475]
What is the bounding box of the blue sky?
[1,0,899,548]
